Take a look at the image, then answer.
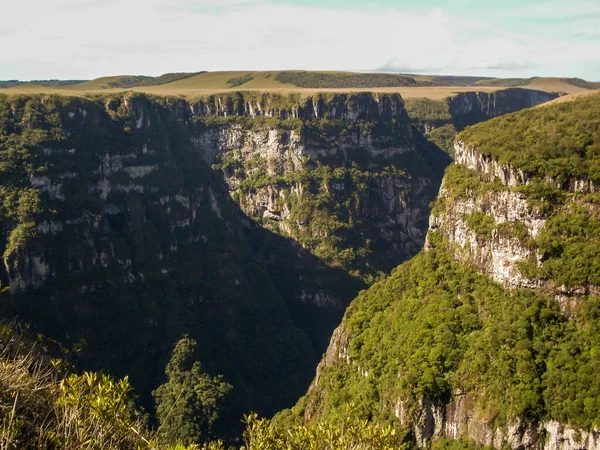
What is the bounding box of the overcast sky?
[1,0,599,81]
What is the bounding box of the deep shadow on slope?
[4,167,330,425]
[229,119,452,352]
[0,93,369,434]
[0,92,451,439]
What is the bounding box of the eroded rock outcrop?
[296,107,600,448]
[311,317,600,450]
[431,141,600,307]
[447,89,559,128]
[0,91,448,421]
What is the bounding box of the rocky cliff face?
[405,88,559,155]
[188,91,407,121]
[430,141,600,310]
[0,88,574,442]
[416,143,600,447]
[0,93,347,419]
[292,128,600,448]
[454,141,598,194]
[407,88,559,134]
[396,395,600,450]
[198,94,445,281]
[429,141,544,291]
[447,88,559,128]
[0,91,449,421]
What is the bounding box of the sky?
[1,0,599,81]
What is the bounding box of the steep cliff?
[0,90,451,426]
[202,92,448,283]
[446,88,559,128]
[0,85,572,440]
[429,142,599,311]
[0,93,335,424]
[405,88,559,155]
[285,93,600,449]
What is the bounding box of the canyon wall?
[292,131,600,449]
[0,91,445,420]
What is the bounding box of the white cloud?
[0,0,598,80]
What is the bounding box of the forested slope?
[284,92,600,450]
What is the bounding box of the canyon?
[0,87,570,441]
[292,92,600,449]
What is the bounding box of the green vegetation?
[0,320,152,449]
[273,72,509,89]
[458,93,600,183]
[186,90,407,121]
[154,337,232,446]
[4,320,406,449]
[534,206,600,288]
[430,164,504,218]
[241,410,407,449]
[0,92,327,439]
[0,94,51,266]
[5,87,590,448]
[275,71,418,88]
[496,220,531,245]
[227,74,255,88]
[403,98,457,153]
[425,124,458,154]
[474,77,535,87]
[403,88,557,156]
[464,211,496,238]
[427,76,491,86]
[219,153,413,280]
[287,240,600,433]
[432,437,493,449]
[436,162,600,290]
[104,73,205,88]
[208,106,447,282]
[404,98,451,125]
[0,80,85,88]
[0,318,405,450]
[264,163,409,279]
[448,93,600,290]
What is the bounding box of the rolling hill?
[1,71,598,101]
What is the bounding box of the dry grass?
[154,71,255,89]
[1,72,593,100]
[63,76,134,90]
[0,85,505,100]
[527,77,591,94]
[536,89,600,107]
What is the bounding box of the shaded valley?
[0,86,563,446]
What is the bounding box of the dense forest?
[0,89,598,449]
[277,92,600,448]
[284,240,600,430]
[458,94,600,183]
